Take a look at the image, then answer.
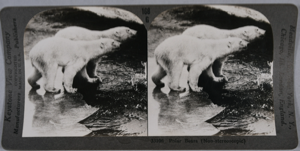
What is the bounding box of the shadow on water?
[28,84,147,136]
[199,76,275,136]
[150,76,275,136]
[28,88,98,136]
[72,79,147,136]
[151,87,225,136]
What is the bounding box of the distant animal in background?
[28,37,120,93]
[141,61,147,79]
[267,61,273,77]
[152,35,248,92]
[55,26,137,80]
[130,61,147,91]
[256,61,273,89]
[182,25,265,82]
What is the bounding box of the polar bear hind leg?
[79,58,102,82]
[152,64,167,87]
[28,67,42,89]
[212,56,228,81]
[79,66,99,83]
[205,65,226,82]
[63,59,86,93]
[91,57,103,82]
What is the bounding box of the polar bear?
[182,25,265,80]
[152,35,248,92]
[55,26,137,79]
[28,37,120,93]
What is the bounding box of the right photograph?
[148,5,275,136]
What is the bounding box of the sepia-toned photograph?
[23,7,147,137]
[148,5,275,136]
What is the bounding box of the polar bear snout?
[257,28,266,36]
[242,31,249,39]
[255,28,266,39]
[112,41,121,48]
[239,40,248,47]
[127,29,137,36]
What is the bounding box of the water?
[23,60,147,137]
[148,58,225,136]
[147,57,276,136]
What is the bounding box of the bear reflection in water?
[28,89,98,136]
[152,87,225,136]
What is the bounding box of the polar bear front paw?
[222,76,228,82]
[88,78,99,83]
[219,75,228,82]
[45,87,61,94]
[214,77,226,82]
[64,84,77,93]
[169,86,186,92]
[189,84,203,92]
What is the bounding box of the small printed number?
[151,139,164,143]
[142,8,150,15]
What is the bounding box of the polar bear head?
[239,26,266,41]
[227,37,249,51]
[109,27,137,42]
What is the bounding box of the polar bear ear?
[227,41,232,48]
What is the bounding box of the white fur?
[55,26,137,42]
[182,25,265,41]
[152,35,248,92]
[55,26,137,79]
[182,25,265,80]
[28,37,120,93]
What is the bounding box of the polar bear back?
[55,26,137,42]
[182,25,230,39]
[55,26,99,41]
[182,25,265,41]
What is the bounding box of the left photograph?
[23,7,147,137]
